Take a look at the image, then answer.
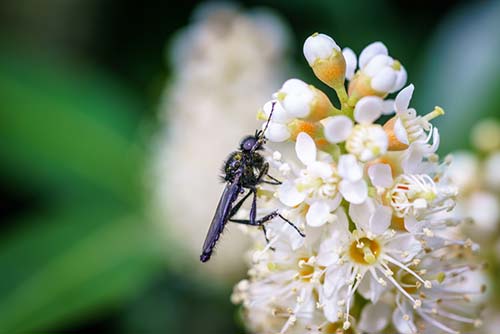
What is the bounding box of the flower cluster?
[445,119,500,334]
[232,33,484,333]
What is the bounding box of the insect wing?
[200,179,240,262]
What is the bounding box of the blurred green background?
[0,0,499,332]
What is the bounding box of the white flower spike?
[230,31,483,334]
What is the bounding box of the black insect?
[200,102,305,262]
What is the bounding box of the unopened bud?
[303,33,346,89]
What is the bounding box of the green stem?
[335,85,354,119]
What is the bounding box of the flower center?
[400,106,444,143]
[346,124,388,162]
[296,166,338,199]
[297,257,325,283]
[322,321,355,334]
[349,237,381,265]
[389,174,437,217]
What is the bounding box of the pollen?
[349,237,381,265]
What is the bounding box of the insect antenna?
[258,101,276,140]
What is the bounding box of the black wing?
[200,176,241,262]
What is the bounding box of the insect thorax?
[223,151,265,185]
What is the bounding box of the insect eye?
[240,136,257,151]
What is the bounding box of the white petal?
[447,151,479,191]
[484,152,500,190]
[387,235,421,262]
[363,54,392,76]
[280,79,313,118]
[323,265,349,298]
[358,301,391,332]
[295,132,317,165]
[371,67,397,93]
[467,192,500,230]
[354,96,384,124]
[303,33,340,66]
[278,181,305,207]
[368,163,393,188]
[316,249,338,267]
[307,161,333,179]
[342,47,357,80]
[264,122,290,142]
[394,117,409,145]
[306,201,331,227]
[395,84,414,113]
[263,99,292,123]
[326,192,343,213]
[392,307,416,334]
[402,143,423,173]
[368,205,392,235]
[359,41,388,69]
[349,198,375,228]
[339,179,368,204]
[358,273,386,304]
[322,294,342,322]
[333,206,350,236]
[382,99,395,115]
[392,65,407,93]
[321,115,353,143]
[338,154,363,181]
[403,214,420,233]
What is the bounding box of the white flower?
[346,124,388,162]
[318,201,429,330]
[303,33,341,67]
[274,78,333,122]
[262,100,293,142]
[353,96,384,124]
[465,191,499,231]
[232,31,483,334]
[303,32,346,89]
[321,115,353,144]
[233,221,349,334]
[446,151,480,193]
[277,132,341,227]
[385,84,442,152]
[483,151,500,190]
[358,41,407,94]
[276,79,315,118]
[342,47,357,80]
[337,154,368,204]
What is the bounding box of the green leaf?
[0,206,163,332]
[0,47,146,204]
[414,1,500,153]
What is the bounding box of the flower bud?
[276,79,334,122]
[348,42,406,101]
[303,33,346,89]
[287,119,321,141]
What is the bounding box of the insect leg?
[256,162,269,182]
[249,188,257,225]
[230,212,274,249]
[265,174,282,184]
[228,188,253,218]
[261,224,271,244]
[230,211,305,238]
[278,213,306,237]
[262,174,281,185]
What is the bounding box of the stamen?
[383,255,432,289]
[422,106,445,122]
